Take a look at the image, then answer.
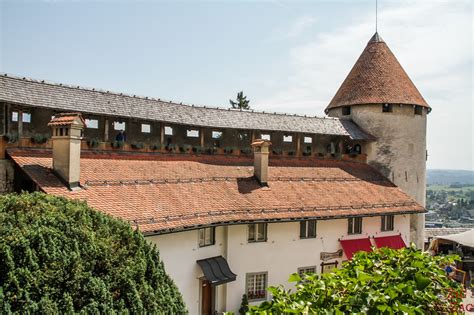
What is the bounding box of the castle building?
[0,33,429,314]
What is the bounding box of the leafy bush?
[111,140,124,148]
[240,147,252,155]
[87,138,100,148]
[0,193,187,314]
[130,142,144,149]
[150,143,161,151]
[31,134,48,144]
[192,145,201,153]
[224,146,234,154]
[4,133,18,144]
[272,148,282,155]
[251,245,463,314]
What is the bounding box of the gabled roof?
[8,149,424,234]
[0,74,372,140]
[326,33,430,112]
[48,112,85,127]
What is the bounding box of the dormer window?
[414,105,423,115]
[382,103,392,113]
[342,106,351,115]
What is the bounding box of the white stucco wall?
[148,215,410,314]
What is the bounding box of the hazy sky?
[1,0,472,170]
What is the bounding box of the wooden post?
[17,110,23,139]
[296,134,301,157]
[160,123,165,145]
[104,118,109,142]
[200,128,205,148]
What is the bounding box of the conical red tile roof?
[326,33,429,112]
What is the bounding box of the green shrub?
[4,133,18,144]
[272,148,282,155]
[0,193,187,314]
[87,138,100,148]
[31,134,48,144]
[224,147,234,154]
[150,144,161,151]
[240,147,252,155]
[192,146,201,153]
[251,245,463,314]
[131,142,144,149]
[111,140,124,148]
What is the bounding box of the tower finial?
[376,0,378,33]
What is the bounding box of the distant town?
[425,169,474,228]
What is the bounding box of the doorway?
[201,279,215,315]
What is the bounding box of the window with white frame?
[283,135,293,142]
[11,111,18,122]
[113,121,126,131]
[198,227,215,247]
[381,215,394,231]
[300,220,316,239]
[248,223,267,242]
[187,129,199,137]
[304,136,312,144]
[164,126,173,135]
[212,131,222,139]
[141,123,151,133]
[297,266,316,277]
[348,217,363,235]
[85,119,99,129]
[261,134,271,141]
[246,272,267,301]
[22,112,31,123]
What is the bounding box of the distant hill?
[427,169,474,185]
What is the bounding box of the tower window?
[283,134,293,143]
[164,126,173,135]
[382,103,393,113]
[300,220,316,239]
[22,112,32,123]
[342,106,351,115]
[186,129,199,137]
[414,105,423,115]
[304,136,312,144]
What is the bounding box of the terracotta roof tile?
[8,149,424,233]
[326,33,429,111]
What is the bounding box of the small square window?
[212,131,222,139]
[300,220,316,239]
[298,266,316,277]
[382,103,393,113]
[11,111,18,122]
[304,137,312,144]
[22,112,31,123]
[261,134,271,141]
[283,135,293,143]
[246,272,267,301]
[414,106,423,115]
[342,107,351,115]
[164,126,173,136]
[114,121,126,131]
[198,227,215,247]
[248,223,267,242]
[187,129,199,137]
[348,217,363,235]
[381,215,394,231]
[141,124,151,133]
[85,119,99,129]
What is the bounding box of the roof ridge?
[1,73,330,121]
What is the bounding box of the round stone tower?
[325,33,430,248]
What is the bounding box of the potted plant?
[111,140,124,149]
[240,147,252,155]
[272,148,282,155]
[4,132,18,144]
[150,143,161,151]
[224,146,234,154]
[87,138,100,148]
[131,142,144,150]
[192,145,202,153]
[31,134,48,144]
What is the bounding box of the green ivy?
[0,192,187,314]
[251,245,463,314]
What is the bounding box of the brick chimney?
[251,139,272,185]
[48,113,85,189]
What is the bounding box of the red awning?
[374,235,406,249]
[340,238,373,260]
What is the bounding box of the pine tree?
[229,91,251,110]
[0,192,187,314]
